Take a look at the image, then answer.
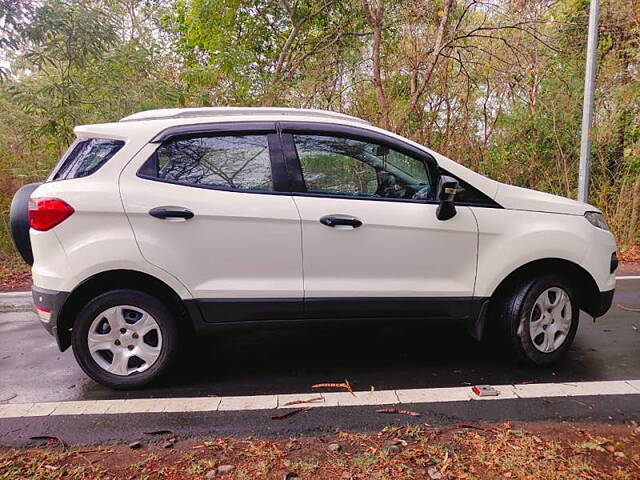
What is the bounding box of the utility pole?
[577,0,600,203]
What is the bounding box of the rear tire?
[496,274,579,366]
[72,289,178,389]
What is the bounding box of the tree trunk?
[628,180,640,246]
[361,0,390,130]
[395,0,454,134]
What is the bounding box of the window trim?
[279,122,440,204]
[150,121,277,143]
[137,127,290,194]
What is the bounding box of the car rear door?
[119,122,304,322]
[279,122,479,320]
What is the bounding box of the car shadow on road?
[144,319,595,397]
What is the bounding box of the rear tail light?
[28,198,75,231]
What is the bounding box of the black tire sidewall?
[505,275,579,366]
[72,289,178,389]
[9,182,41,265]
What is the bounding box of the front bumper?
[585,289,615,318]
[32,286,70,351]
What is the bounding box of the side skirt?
[187,297,489,332]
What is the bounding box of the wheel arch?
[489,258,601,316]
[57,269,200,351]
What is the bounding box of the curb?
[0,291,31,298]
[0,291,32,313]
[0,303,33,313]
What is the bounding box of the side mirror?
[436,175,459,221]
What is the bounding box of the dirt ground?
[0,254,31,291]
[2,421,639,479]
[619,245,640,265]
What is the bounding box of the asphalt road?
[3,394,640,447]
[1,279,638,405]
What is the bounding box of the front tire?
[72,290,178,389]
[497,274,579,366]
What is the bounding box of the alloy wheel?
[87,305,163,376]
[529,287,572,353]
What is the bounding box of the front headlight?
[584,211,609,231]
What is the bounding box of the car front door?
[119,123,304,322]
[280,123,479,320]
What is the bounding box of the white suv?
[9,107,617,389]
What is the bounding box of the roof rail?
[119,107,370,125]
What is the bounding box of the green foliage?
[22,0,119,69]
[170,0,368,104]
[0,0,33,50]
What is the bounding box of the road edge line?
[1,379,639,419]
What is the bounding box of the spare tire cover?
[9,182,42,266]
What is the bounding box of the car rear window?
[52,138,124,180]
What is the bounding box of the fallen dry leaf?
[271,407,311,420]
[376,408,421,417]
[440,450,451,474]
[29,435,66,451]
[283,396,323,406]
[312,379,355,396]
[427,465,443,479]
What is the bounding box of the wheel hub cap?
[87,305,162,376]
[529,287,572,353]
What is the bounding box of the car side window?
[140,135,273,191]
[293,134,434,200]
[53,138,124,180]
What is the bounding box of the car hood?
[494,183,596,216]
